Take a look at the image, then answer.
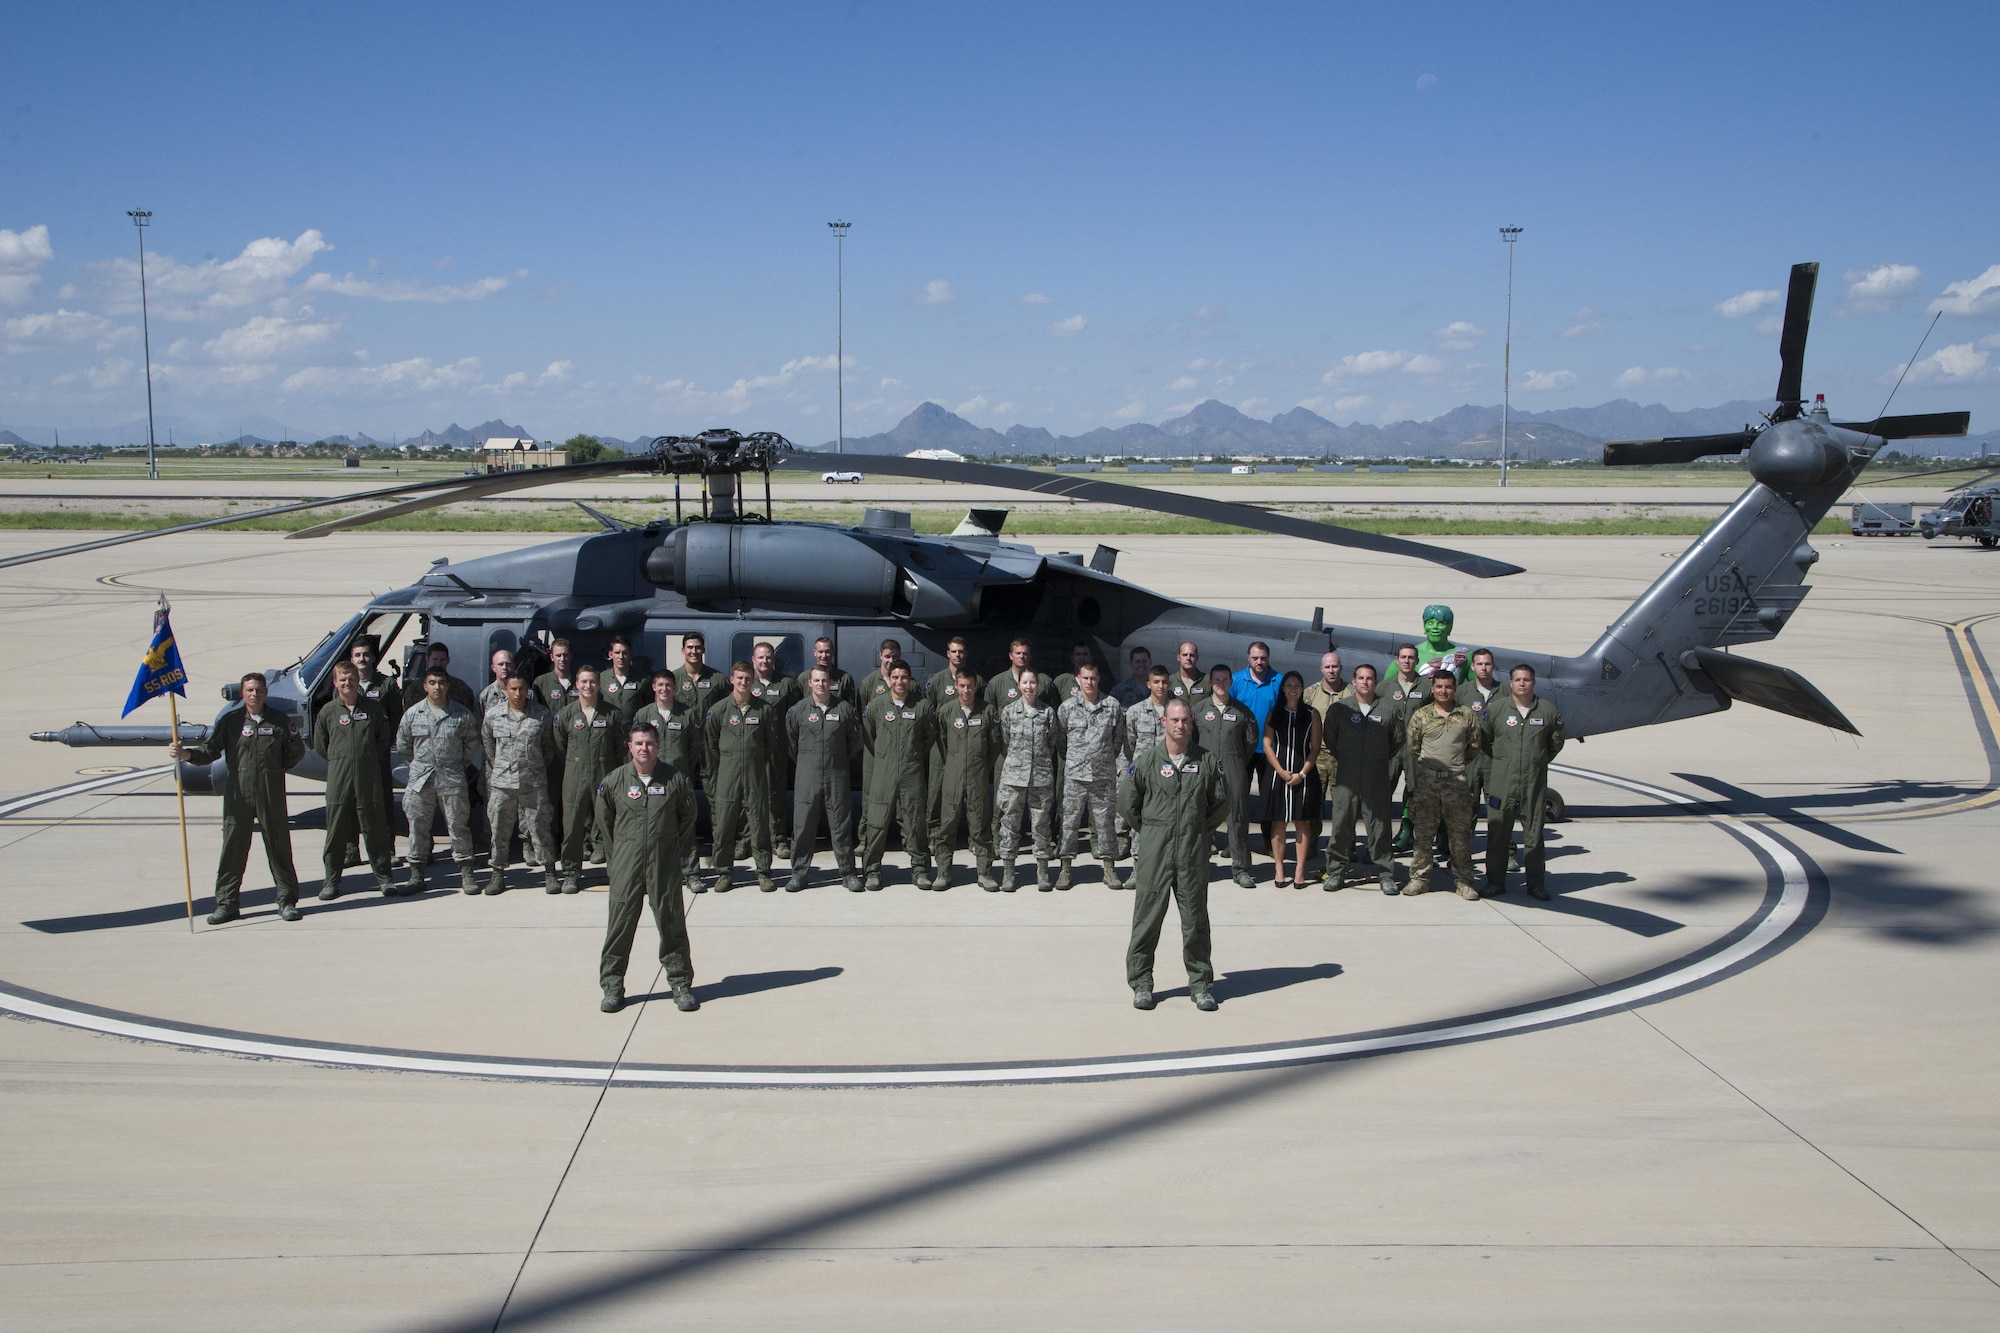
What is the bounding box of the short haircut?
[651,668,673,684]
[811,664,837,680]
[628,721,659,741]
[350,634,380,654]
[954,667,979,681]
[1247,640,1270,654]
[575,663,600,678]
[947,634,969,650]
[1510,664,1537,680]
[1072,639,1091,652]
[1178,641,1198,654]
[888,660,913,677]
[729,660,753,677]
[504,670,532,685]
[424,666,450,683]
[1394,642,1417,657]
[609,634,632,650]
[1129,645,1152,661]
[1164,698,1193,718]
[1009,636,1032,652]
[878,638,900,654]
[550,637,572,651]
[814,635,834,649]
[1147,665,1170,681]
[681,631,705,647]
[1353,663,1378,679]
[1472,648,1495,662]
[428,643,451,659]
[240,671,267,687]
[331,661,356,679]
[1431,673,1456,691]
[1077,662,1100,677]
[1209,663,1232,681]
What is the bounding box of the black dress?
[1259,704,1321,822]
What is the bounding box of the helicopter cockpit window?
[297,612,366,696]
[304,611,413,709]
[732,633,806,679]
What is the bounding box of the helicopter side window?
[732,633,806,678]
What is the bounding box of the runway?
[1,529,1996,1328]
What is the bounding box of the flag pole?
[169,691,195,932]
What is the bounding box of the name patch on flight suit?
[1182,761,1200,773]
[646,783,665,795]
[666,720,682,731]
[900,711,915,720]
[1529,718,1545,726]
[591,719,607,729]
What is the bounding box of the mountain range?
[816,398,1999,461]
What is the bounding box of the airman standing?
[401,641,479,714]
[1168,641,1210,706]
[786,665,863,893]
[1403,672,1485,900]
[795,635,858,710]
[705,662,776,893]
[397,665,482,895]
[1196,664,1260,889]
[482,670,559,895]
[1056,663,1125,890]
[1483,664,1565,901]
[595,720,700,1015]
[601,634,651,723]
[860,661,934,891]
[1111,645,1153,708]
[534,637,578,849]
[1051,640,1096,705]
[169,672,306,923]
[553,665,625,893]
[749,642,800,860]
[1301,649,1348,860]
[1320,663,1400,895]
[994,671,1062,891]
[986,637,1053,715]
[335,635,403,872]
[477,647,515,719]
[929,669,997,891]
[1119,698,1229,1012]
[314,661,397,900]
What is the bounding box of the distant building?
[906,448,965,462]
[482,438,568,474]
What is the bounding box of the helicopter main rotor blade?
[1772,262,1819,421]
[283,458,645,538]
[0,466,609,573]
[1602,429,1758,467]
[773,454,1523,578]
[1832,410,1972,440]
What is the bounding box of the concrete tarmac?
[0,527,1995,1328]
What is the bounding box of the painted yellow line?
[1843,615,2000,822]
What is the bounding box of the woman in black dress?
[1260,670,1322,887]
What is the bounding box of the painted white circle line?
[0,766,1815,1088]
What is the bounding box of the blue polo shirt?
[1232,666,1283,732]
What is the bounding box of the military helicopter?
[19,262,1971,798]
[1919,478,2000,547]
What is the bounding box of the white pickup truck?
[821,470,864,484]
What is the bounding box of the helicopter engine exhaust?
[643,525,905,611]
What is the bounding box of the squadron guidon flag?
[122,600,189,717]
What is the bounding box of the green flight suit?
[670,665,723,784]
[595,760,697,996]
[1322,696,1400,885]
[313,694,395,889]
[924,669,983,845]
[749,672,800,848]
[1195,696,1260,875]
[861,692,935,876]
[930,696,997,876]
[532,670,578,845]
[554,702,626,874]
[600,666,652,725]
[1483,695,1565,889]
[705,693,774,879]
[787,694,863,876]
[182,703,306,912]
[1118,740,1230,993]
[336,669,403,866]
[795,666,858,711]
[636,697,702,883]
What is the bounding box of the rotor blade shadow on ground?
[1674,773,1903,855]
[22,883,453,933]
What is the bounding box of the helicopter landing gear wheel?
[1544,788,1567,823]
[1979,535,1998,549]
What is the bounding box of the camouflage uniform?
[1110,674,1149,708]
[397,698,480,874]
[1122,697,1170,768]
[477,679,510,721]
[994,696,1062,871]
[482,701,557,883]
[402,670,479,714]
[1195,697,1260,878]
[1403,701,1485,894]
[1118,740,1230,997]
[1056,691,1125,871]
[1483,695,1565,893]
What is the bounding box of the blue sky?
[4,1,1997,446]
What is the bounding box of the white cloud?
[96,230,332,318]
[541,360,573,383]
[1110,400,1144,419]
[1167,375,1197,390]
[1562,307,1606,339]
[0,224,54,306]
[1715,288,1781,318]
[1238,397,1267,414]
[1902,335,2000,383]
[1432,320,1483,350]
[1048,314,1087,336]
[1841,263,1921,315]
[1754,315,1783,336]
[1322,349,1445,382]
[500,371,529,390]
[1188,358,1218,370]
[713,354,841,404]
[202,314,340,361]
[991,400,1017,416]
[1018,293,1051,305]
[1519,369,1576,391]
[914,279,956,305]
[52,358,136,392]
[1614,366,1693,388]
[1930,264,2000,318]
[1415,73,1437,90]
[955,394,988,414]
[303,269,522,303]
[281,355,484,394]
[1333,394,1371,414]
[4,308,121,352]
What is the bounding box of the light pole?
[828,220,851,453]
[1498,225,1523,488]
[128,210,159,480]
